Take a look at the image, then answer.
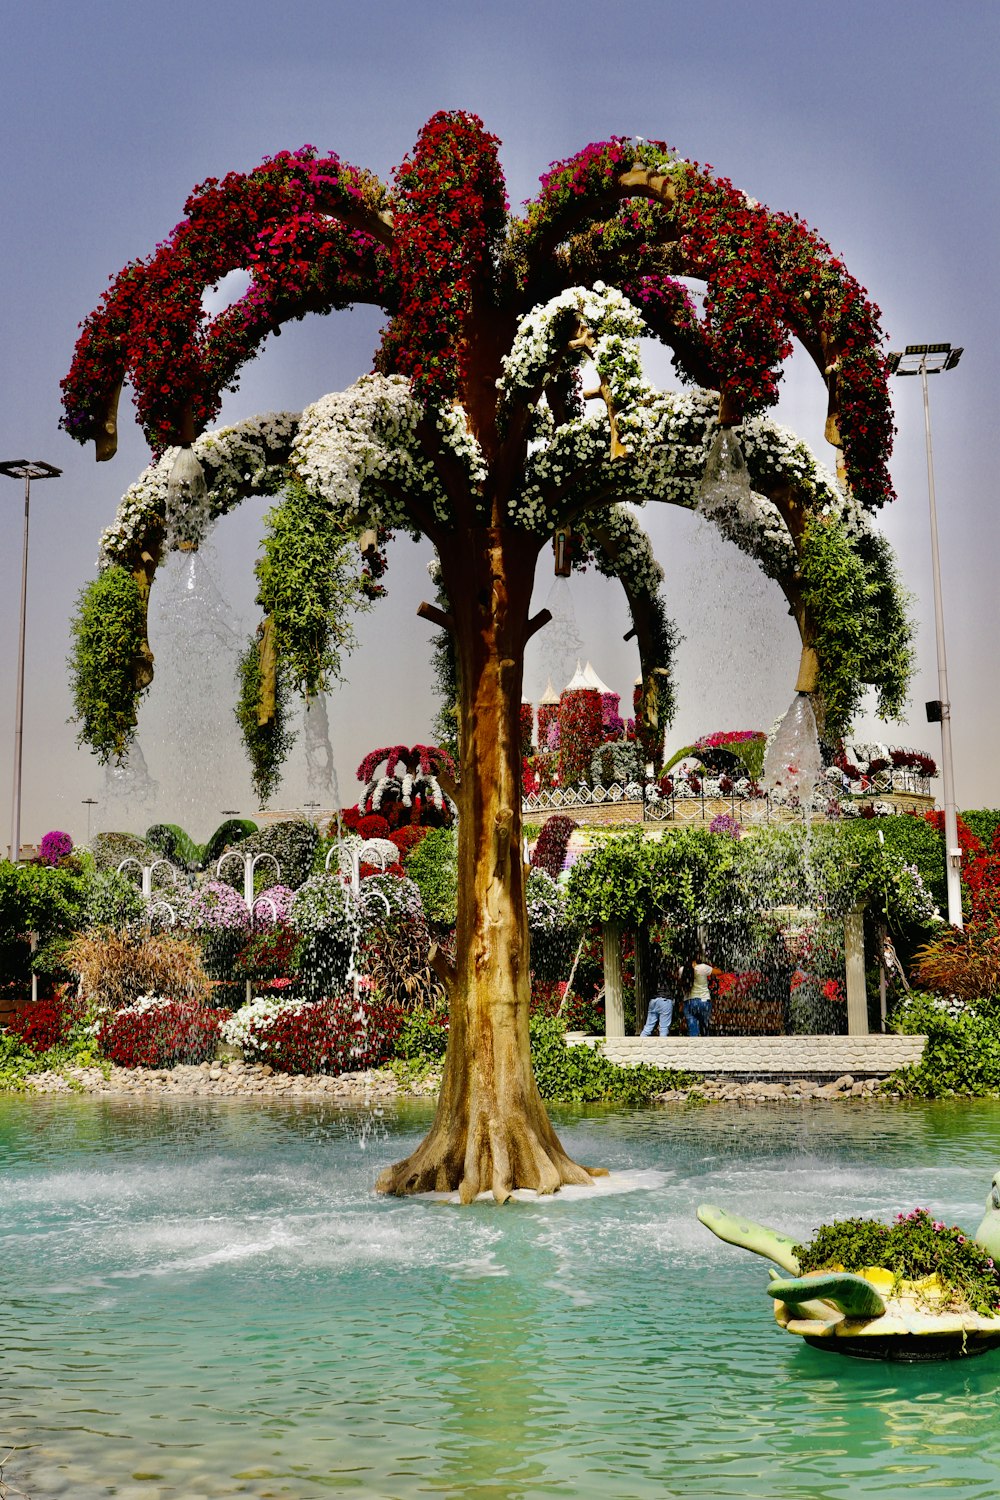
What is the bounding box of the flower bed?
[221,993,402,1074]
[97,997,230,1068]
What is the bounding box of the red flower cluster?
[98,1001,230,1069]
[890,748,937,776]
[558,688,603,785]
[530,815,579,879]
[62,146,393,449]
[5,991,82,1054]
[381,111,508,405]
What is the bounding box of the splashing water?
[761,691,823,807]
[529,575,584,697]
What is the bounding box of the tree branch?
[526,608,552,640]
[417,600,455,633]
[427,942,457,990]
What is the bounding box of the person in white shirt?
[684,955,714,1036]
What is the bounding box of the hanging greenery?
[68,565,147,763]
[234,634,296,805]
[799,515,913,738]
[256,478,373,697]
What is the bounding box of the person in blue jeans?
[684,956,714,1036]
[640,959,681,1036]
[640,993,675,1036]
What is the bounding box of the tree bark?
[376,527,604,1202]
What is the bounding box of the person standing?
[684,955,714,1036]
[640,959,680,1036]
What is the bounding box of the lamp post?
[887,343,964,927]
[1,460,62,864]
[81,797,98,843]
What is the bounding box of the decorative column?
[603,921,625,1037]
[633,928,652,1035]
[844,908,868,1036]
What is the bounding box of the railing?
[523,772,934,823]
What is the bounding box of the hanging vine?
[68,565,148,762]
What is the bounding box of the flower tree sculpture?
[63,113,911,1200]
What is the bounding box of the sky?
[1,0,997,846]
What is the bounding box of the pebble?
[658,1074,890,1104]
[23,1059,435,1102]
[20,1060,890,1106]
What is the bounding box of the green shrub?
[888,992,1000,1097]
[395,1008,449,1061]
[146,823,204,871]
[91,830,150,874]
[202,818,258,870]
[529,1014,692,1104]
[404,826,457,927]
[962,809,1000,852]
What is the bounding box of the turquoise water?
[3,1096,1000,1499]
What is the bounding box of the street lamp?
[886,343,964,927]
[81,798,98,843]
[1,459,62,864]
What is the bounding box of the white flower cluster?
[99,410,300,565]
[580,504,664,599]
[221,995,310,1052]
[293,374,485,527]
[497,283,646,420]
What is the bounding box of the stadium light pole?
[1,460,62,864]
[886,343,964,927]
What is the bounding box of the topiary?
[202,818,258,871]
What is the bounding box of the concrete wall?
[567,1033,926,1076]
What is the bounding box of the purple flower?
[39,829,73,865]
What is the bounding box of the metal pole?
[920,358,963,928]
[10,473,31,864]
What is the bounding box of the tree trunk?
[376,527,604,1202]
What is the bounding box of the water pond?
[3,1094,1000,1498]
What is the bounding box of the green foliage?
[568,828,738,929]
[0,861,91,989]
[528,1014,692,1103]
[234,637,296,804]
[68,565,147,762]
[962,809,1000,851]
[889,993,1000,1097]
[793,1208,1000,1316]
[256,479,373,696]
[91,830,150,873]
[395,1008,449,1062]
[84,870,146,933]
[404,826,457,927]
[0,1027,104,1092]
[799,516,914,737]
